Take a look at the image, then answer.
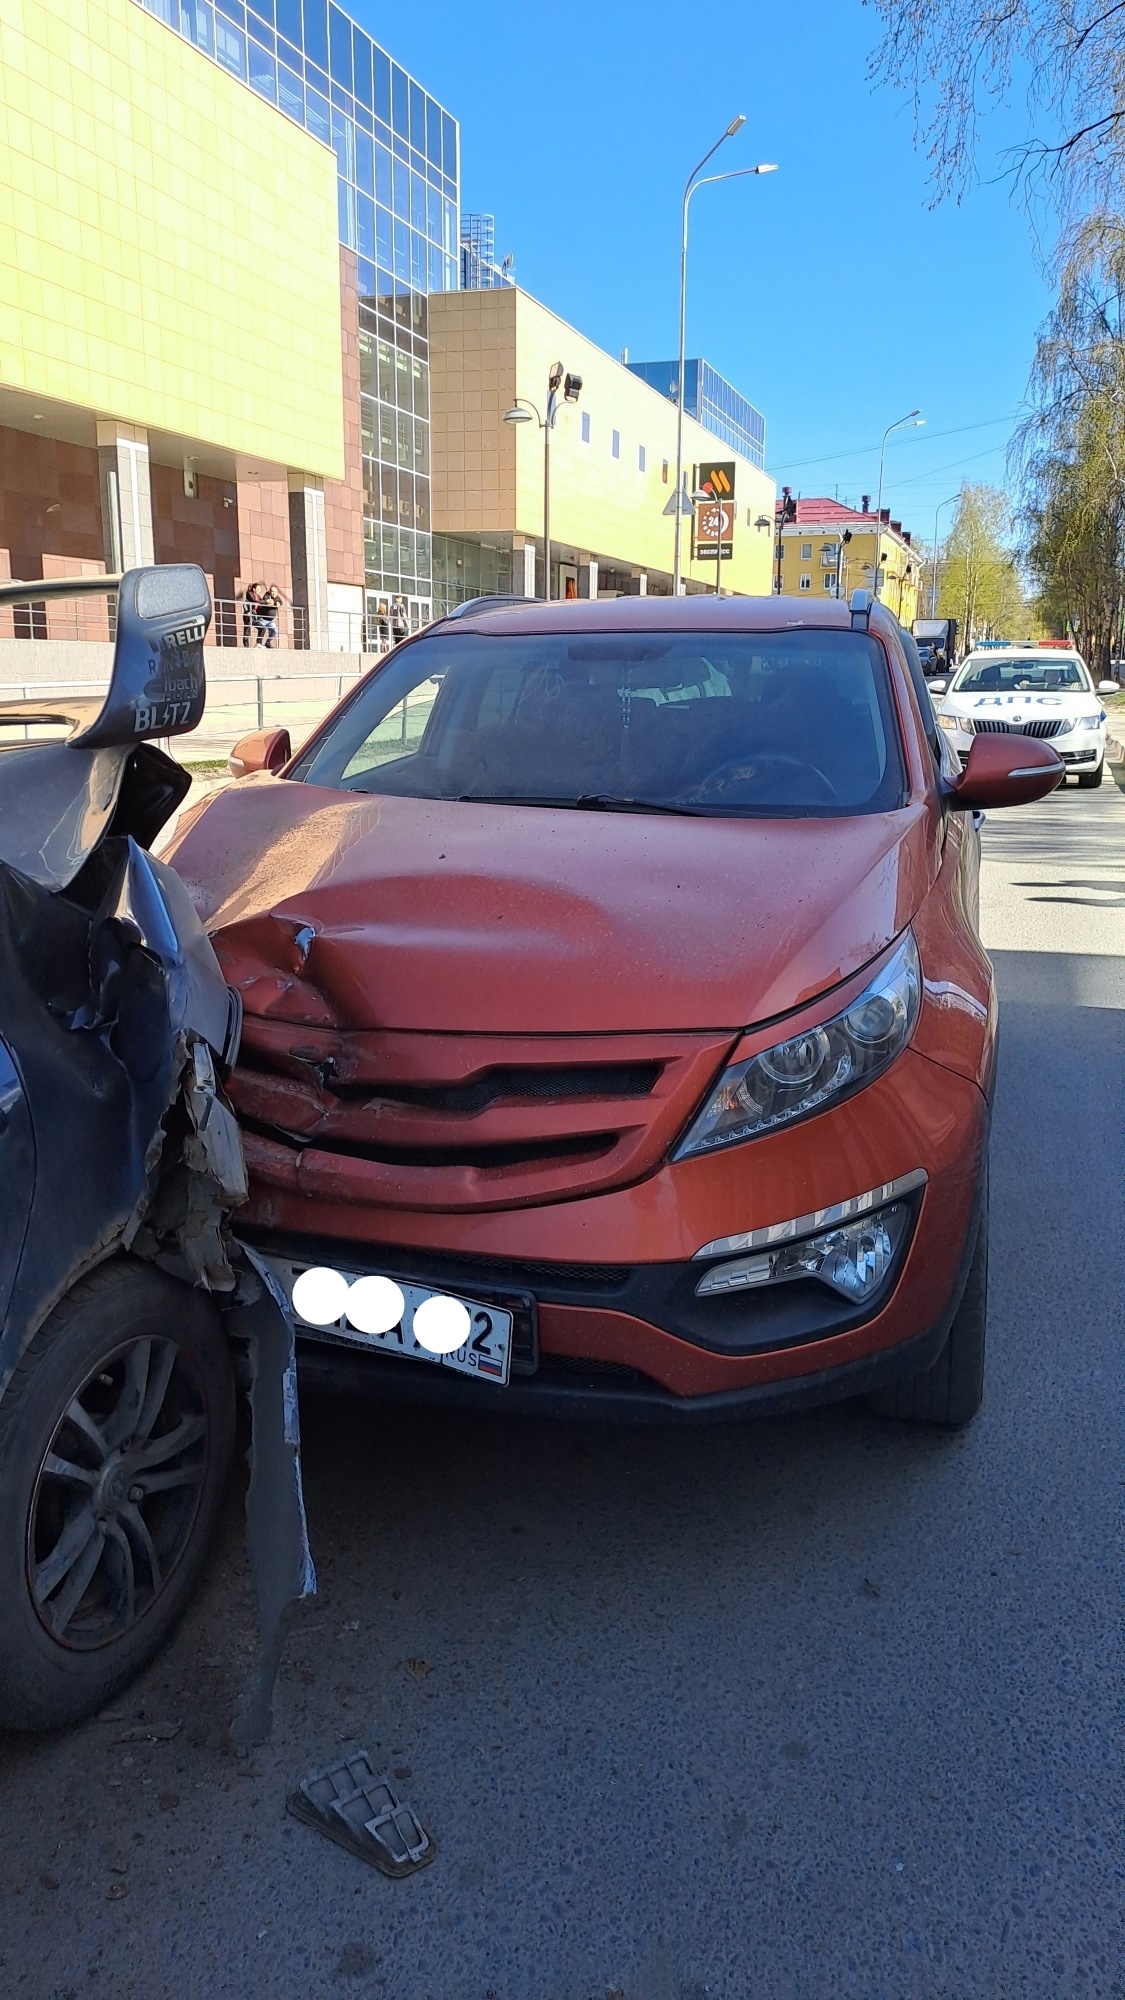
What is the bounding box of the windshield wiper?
[456,791,705,816]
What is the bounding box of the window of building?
[801,542,812,560]
[581,412,591,444]
[638,445,646,472]
[824,575,836,590]
[139,0,455,614]
[799,574,811,591]
[612,430,620,459]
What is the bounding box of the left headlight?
[1076,712,1103,730]
[673,932,921,1161]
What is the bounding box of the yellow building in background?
[775,497,921,628]
[430,288,776,606]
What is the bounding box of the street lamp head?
[754,163,779,174]
[547,361,565,394]
[503,405,532,425]
[725,115,746,137]
[563,372,583,403]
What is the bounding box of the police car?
[930,645,1119,788]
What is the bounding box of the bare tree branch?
[864,0,1125,209]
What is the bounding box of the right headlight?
[937,712,965,734]
[673,932,921,1161]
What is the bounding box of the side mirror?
[926,678,947,695]
[73,565,211,748]
[948,732,1063,811]
[229,726,291,778]
[1097,679,1120,694]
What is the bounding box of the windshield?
[292,629,906,818]
[953,655,1090,694]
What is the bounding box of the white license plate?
[264,1257,514,1386]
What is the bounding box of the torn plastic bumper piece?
[287,1751,436,1877]
[225,1243,317,1749]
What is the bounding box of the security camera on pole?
[503,365,583,599]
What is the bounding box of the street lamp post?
[872,409,924,600]
[673,125,777,596]
[504,365,583,599]
[931,492,960,616]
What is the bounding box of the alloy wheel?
[26,1335,210,1650]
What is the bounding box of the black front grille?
[969,716,1066,738]
[240,1114,615,1173]
[330,1062,662,1114]
[416,1245,632,1289]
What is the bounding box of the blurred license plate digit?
[274,1258,514,1386]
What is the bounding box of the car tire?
[866,1171,988,1428]
[1077,758,1104,789]
[0,1258,234,1732]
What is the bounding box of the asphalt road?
[2,776,1122,2000]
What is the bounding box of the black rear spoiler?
[0,567,211,744]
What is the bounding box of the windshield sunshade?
[292,629,907,818]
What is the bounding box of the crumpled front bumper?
[243,1051,990,1414]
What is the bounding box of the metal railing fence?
[0,596,395,654]
[0,668,375,759]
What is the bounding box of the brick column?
[236,478,292,644]
[97,420,154,571]
[288,475,329,651]
[323,247,365,589]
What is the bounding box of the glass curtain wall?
[431,536,514,620]
[625,358,766,469]
[137,0,461,609]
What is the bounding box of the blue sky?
[357,0,1058,542]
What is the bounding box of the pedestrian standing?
[390,594,409,645]
[256,583,284,649]
[242,581,263,648]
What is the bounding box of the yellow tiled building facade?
[1,0,344,471]
[0,0,355,634]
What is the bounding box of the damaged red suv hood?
[167,777,935,1035]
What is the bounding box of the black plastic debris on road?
[287,1752,436,1877]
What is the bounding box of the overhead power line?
[767,414,1017,478]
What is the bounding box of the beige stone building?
[429,288,775,611]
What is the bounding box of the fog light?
[695,1203,910,1301]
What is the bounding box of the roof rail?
[849,588,872,631]
[444,594,534,620]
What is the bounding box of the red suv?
[167,595,1060,1426]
